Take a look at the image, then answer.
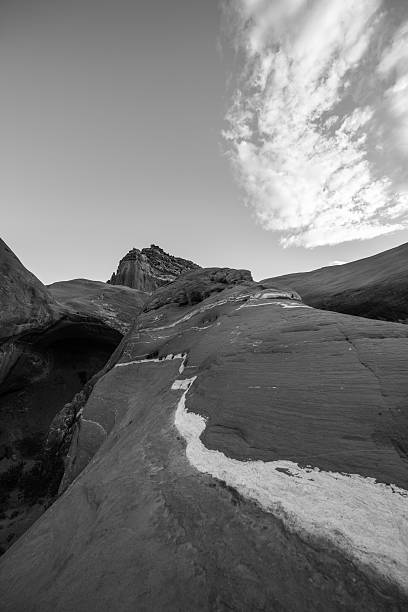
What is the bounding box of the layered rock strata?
[108,244,200,291]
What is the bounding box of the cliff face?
[108,244,200,291]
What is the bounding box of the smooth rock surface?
[264,240,408,323]
[1,279,407,611]
[0,238,57,340]
[49,278,147,334]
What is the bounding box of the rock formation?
[0,238,58,340]
[0,243,146,554]
[1,261,408,610]
[264,240,408,323]
[108,244,200,291]
[1,240,408,610]
[48,278,147,335]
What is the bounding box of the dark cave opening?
[0,319,122,553]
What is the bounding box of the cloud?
[222,0,408,247]
[378,22,408,155]
[329,260,347,266]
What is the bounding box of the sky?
[1,0,408,285]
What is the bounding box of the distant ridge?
[263,241,408,323]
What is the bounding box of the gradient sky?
[1,0,408,285]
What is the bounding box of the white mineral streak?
[172,376,408,592]
[140,295,254,333]
[115,353,187,369]
[238,290,307,310]
[278,302,311,309]
[138,292,303,333]
[238,301,281,309]
[239,300,310,310]
[117,353,408,589]
[254,290,301,301]
[115,358,164,367]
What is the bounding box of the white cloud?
[223,0,408,247]
[378,22,408,155]
[329,260,347,266]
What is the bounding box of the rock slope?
[264,241,408,323]
[0,244,145,555]
[1,269,407,611]
[108,244,200,291]
[0,239,58,340]
[48,278,147,335]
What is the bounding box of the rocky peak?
[108,244,200,292]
